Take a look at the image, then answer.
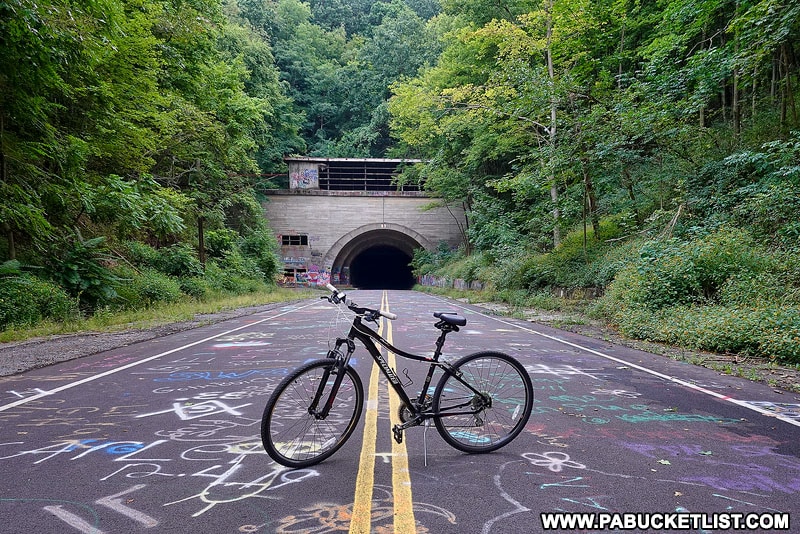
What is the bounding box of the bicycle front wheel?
[261,359,363,468]
[433,351,533,453]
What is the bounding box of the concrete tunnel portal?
[267,157,466,289]
[331,228,421,290]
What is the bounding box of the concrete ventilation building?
[263,157,466,289]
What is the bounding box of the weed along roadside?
[0,289,316,376]
[415,284,800,395]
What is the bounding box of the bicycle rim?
[261,360,363,468]
[433,351,533,453]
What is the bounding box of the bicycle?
[260,285,534,468]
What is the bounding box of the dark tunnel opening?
[349,245,415,290]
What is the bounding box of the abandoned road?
[1,290,798,533]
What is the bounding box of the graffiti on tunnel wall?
[289,168,318,189]
[280,264,345,287]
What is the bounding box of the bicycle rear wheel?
[261,359,363,468]
[433,351,533,453]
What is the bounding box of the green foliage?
[154,244,204,278]
[610,304,800,364]
[121,241,160,269]
[46,236,121,310]
[85,175,188,241]
[0,267,77,329]
[410,242,457,276]
[586,228,800,362]
[204,229,240,258]
[489,217,629,291]
[600,228,764,311]
[0,0,297,311]
[204,261,268,294]
[179,277,213,301]
[240,231,280,281]
[217,249,263,280]
[112,267,184,309]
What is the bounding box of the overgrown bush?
[610,304,800,363]
[605,228,766,310]
[411,242,457,276]
[46,236,121,310]
[0,263,77,328]
[113,267,184,308]
[153,243,203,277]
[121,241,160,268]
[733,182,800,250]
[492,217,629,291]
[240,231,280,281]
[133,269,184,306]
[591,226,800,362]
[204,228,239,258]
[204,261,267,294]
[218,249,264,280]
[179,276,213,300]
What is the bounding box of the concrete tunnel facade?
[262,158,466,289]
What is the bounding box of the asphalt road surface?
[1,290,799,533]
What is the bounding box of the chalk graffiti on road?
[135,399,251,421]
[152,369,288,382]
[43,485,158,533]
[164,457,319,517]
[525,364,605,381]
[272,486,456,533]
[523,451,587,473]
[740,401,800,421]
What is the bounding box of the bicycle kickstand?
[423,420,431,467]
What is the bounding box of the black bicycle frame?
[317,315,487,421]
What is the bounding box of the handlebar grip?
[326,283,338,293]
[380,310,398,320]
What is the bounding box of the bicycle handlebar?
[325,284,397,320]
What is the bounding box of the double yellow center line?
[349,291,416,533]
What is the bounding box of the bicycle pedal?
[392,425,403,444]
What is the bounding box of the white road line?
[435,297,800,428]
[0,302,317,413]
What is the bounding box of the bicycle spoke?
[262,361,363,467]
[434,352,533,453]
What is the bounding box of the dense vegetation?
[391,0,800,363]
[2,0,799,363]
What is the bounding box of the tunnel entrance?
[349,245,415,290]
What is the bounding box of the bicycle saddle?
[433,312,467,326]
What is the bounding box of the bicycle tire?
[261,359,364,468]
[433,351,533,454]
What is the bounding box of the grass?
[0,287,318,344]
[413,284,584,313]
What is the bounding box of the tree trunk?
[198,216,206,268]
[733,70,740,137]
[546,0,560,247]
[618,25,625,90]
[2,223,14,261]
[622,168,641,226]
[771,54,778,104]
[0,115,12,260]
[721,79,727,123]
[783,43,798,124]
[583,164,600,237]
[699,30,707,128]
[780,46,788,124]
[732,1,741,138]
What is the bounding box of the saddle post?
[415,321,455,406]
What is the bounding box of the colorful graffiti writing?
[289,169,318,189]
